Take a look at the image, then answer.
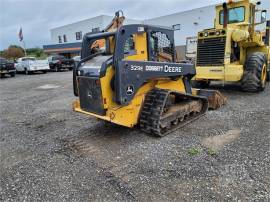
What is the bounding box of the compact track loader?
[194,0,270,92]
[72,24,225,137]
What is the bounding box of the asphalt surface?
[0,72,269,201]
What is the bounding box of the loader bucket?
[193,89,227,110]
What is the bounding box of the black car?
[0,57,16,78]
[48,55,74,72]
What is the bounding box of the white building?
[143,5,216,59]
[144,5,216,46]
[44,1,270,59]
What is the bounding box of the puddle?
[202,129,241,151]
[37,84,60,89]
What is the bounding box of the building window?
[75,31,82,40]
[58,36,62,43]
[63,34,67,42]
[172,24,181,31]
[92,27,100,33]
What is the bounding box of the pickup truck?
[48,55,74,72]
[15,57,50,75]
[0,57,16,78]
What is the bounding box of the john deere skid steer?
[72,24,225,137]
[194,0,270,92]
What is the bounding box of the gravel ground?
[0,72,269,201]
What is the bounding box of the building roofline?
[50,15,114,31]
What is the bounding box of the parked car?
[0,57,16,78]
[15,57,50,75]
[48,55,74,72]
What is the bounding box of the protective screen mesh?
[150,31,174,62]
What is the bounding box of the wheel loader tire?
[241,52,267,92]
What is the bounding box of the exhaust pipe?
[223,3,228,28]
[266,20,270,46]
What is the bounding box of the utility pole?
[22,40,27,56]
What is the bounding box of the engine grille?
[197,37,226,66]
[78,76,105,115]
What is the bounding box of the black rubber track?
[241,52,266,92]
[139,88,208,137]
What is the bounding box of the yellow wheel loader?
[194,0,270,92]
[72,23,226,137]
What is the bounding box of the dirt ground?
[0,72,269,201]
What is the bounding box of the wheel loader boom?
[104,10,125,32]
[89,10,125,52]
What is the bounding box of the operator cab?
[215,0,267,29]
[215,0,249,30]
[76,25,175,79]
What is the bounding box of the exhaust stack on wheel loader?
[194,0,270,92]
[72,14,226,136]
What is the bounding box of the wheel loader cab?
[73,24,225,136]
[194,0,269,92]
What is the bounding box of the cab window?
[123,35,135,56]
[219,7,245,24]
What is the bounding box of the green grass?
[207,148,217,156]
[188,147,201,156]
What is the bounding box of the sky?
[0,0,225,50]
[0,0,251,50]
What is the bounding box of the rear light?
[103,98,107,105]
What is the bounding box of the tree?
[26,47,44,58]
[3,45,25,60]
